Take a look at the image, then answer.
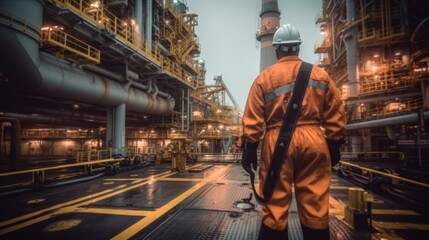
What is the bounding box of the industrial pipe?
[0,0,172,117]
[346,111,429,130]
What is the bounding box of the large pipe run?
[346,111,429,130]
[0,0,172,117]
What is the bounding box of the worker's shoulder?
[309,64,331,82]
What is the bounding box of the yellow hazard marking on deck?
[112,165,232,240]
[43,219,82,232]
[103,181,115,185]
[27,198,46,204]
[104,178,146,181]
[330,185,359,190]
[74,207,153,217]
[329,196,345,217]
[374,221,429,230]
[372,209,419,216]
[0,170,173,234]
[0,188,114,230]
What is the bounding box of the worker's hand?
[241,140,259,172]
[326,139,344,167]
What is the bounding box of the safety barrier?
[0,148,132,189]
[339,161,429,189]
[341,151,405,161]
[47,0,199,88]
[349,98,424,121]
[195,153,242,163]
[41,27,100,64]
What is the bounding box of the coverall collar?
[277,55,301,63]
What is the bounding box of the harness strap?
[249,62,313,204]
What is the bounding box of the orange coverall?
[240,56,346,230]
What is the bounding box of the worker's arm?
[322,76,346,165]
[239,77,265,172]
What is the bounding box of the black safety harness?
[247,62,313,204]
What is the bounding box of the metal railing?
[195,153,242,163]
[341,151,405,161]
[48,0,198,88]
[0,148,137,191]
[339,161,429,189]
[349,98,425,122]
[41,27,100,64]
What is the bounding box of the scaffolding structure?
[0,0,242,165]
[315,0,429,161]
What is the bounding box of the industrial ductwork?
[0,0,173,116]
[346,111,429,130]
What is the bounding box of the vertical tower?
[256,0,281,72]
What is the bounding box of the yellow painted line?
[112,181,207,240]
[159,178,247,185]
[372,209,420,216]
[112,165,231,240]
[329,196,345,217]
[0,188,115,228]
[74,207,153,217]
[0,214,54,235]
[104,178,148,181]
[330,186,362,190]
[374,221,429,231]
[0,170,173,233]
[159,178,205,182]
[328,195,425,240]
[372,222,406,240]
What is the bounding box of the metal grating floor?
[2,163,428,239]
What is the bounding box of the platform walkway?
[0,163,428,239]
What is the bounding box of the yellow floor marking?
[0,170,173,233]
[330,186,362,190]
[329,196,345,217]
[328,195,427,240]
[372,209,420,216]
[159,178,205,182]
[0,188,115,228]
[372,222,406,240]
[375,221,429,230]
[74,207,153,217]
[104,178,146,181]
[27,198,46,204]
[112,165,231,240]
[0,213,54,235]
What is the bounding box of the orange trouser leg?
[259,126,331,230]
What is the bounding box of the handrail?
[41,27,100,64]
[339,161,429,189]
[0,158,119,178]
[341,151,405,161]
[48,0,199,88]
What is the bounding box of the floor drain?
[235,202,254,210]
[234,193,255,211]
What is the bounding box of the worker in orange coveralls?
[239,23,346,240]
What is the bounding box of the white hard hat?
[272,23,302,52]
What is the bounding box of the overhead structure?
[0,0,242,163]
[315,0,429,162]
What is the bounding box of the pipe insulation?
[346,111,429,130]
[0,0,172,116]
